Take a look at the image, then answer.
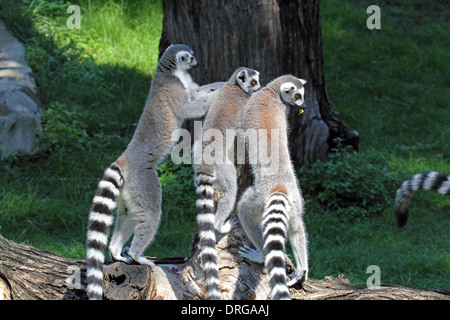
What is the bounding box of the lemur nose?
[191,57,199,68]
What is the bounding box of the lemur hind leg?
[109,197,135,263]
[214,163,238,234]
[121,168,161,266]
[287,208,308,285]
[236,186,265,263]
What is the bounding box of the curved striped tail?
[262,191,291,300]
[86,163,124,300]
[395,171,449,228]
[195,172,220,300]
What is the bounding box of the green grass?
[0,0,448,290]
[0,0,163,257]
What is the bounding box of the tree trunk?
[159,0,359,168]
[0,234,448,300]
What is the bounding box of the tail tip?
[272,288,291,300]
[395,214,408,228]
[394,208,408,228]
[87,282,103,300]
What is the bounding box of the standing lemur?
[236,75,309,300]
[394,172,449,228]
[193,67,261,300]
[86,44,222,300]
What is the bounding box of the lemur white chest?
[174,69,194,93]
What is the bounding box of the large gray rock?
[0,20,42,159]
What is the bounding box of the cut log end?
[0,277,12,300]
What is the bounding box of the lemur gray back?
[240,75,305,182]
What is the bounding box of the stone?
[0,20,42,159]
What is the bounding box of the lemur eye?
[181,56,186,61]
[251,80,257,86]
[295,93,301,99]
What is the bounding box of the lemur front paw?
[238,244,264,264]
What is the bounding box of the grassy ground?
[0,0,448,290]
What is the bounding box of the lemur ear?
[280,82,296,94]
[237,69,248,83]
[299,79,307,85]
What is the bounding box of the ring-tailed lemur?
[236,75,308,300]
[193,67,261,300]
[86,44,219,300]
[395,171,449,228]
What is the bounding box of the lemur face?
[237,69,261,93]
[176,50,198,70]
[280,79,307,113]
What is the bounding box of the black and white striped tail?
[262,191,291,300]
[86,163,124,300]
[195,172,220,300]
[395,171,449,228]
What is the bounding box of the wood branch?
[0,233,448,300]
[292,275,449,300]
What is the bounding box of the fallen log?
[0,233,448,301]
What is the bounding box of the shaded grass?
[309,0,450,287]
[321,0,449,159]
[302,200,449,288]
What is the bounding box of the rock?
[0,19,42,159]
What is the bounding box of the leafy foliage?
[39,102,90,154]
[298,142,400,221]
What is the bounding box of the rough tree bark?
[159,0,359,168]
[1,234,448,300]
